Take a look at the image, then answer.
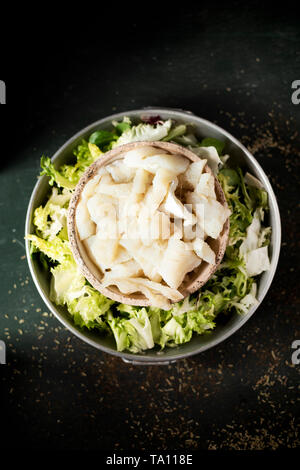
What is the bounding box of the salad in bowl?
[26,113,272,356]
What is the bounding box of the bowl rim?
[25,108,281,364]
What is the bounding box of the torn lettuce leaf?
[187,145,222,174]
[200,137,225,156]
[239,208,271,277]
[162,124,187,142]
[33,187,71,241]
[107,308,154,353]
[27,234,72,264]
[40,140,101,189]
[113,119,172,146]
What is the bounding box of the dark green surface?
[1,4,300,450]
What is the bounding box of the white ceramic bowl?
[25,108,281,364]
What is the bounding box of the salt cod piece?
[160,178,196,224]
[193,238,216,265]
[106,161,136,183]
[120,238,163,282]
[186,192,231,240]
[178,160,207,190]
[102,278,172,310]
[196,173,216,199]
[124,148,189,176]
[76,199,96,241]
[144,168,174,213]
[158,238,202,289]
[84,235,131,271]
[102,259,143,284]
[81,174,101,200]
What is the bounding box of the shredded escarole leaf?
[28,116,271,353]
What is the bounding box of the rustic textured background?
[0,3,299,451]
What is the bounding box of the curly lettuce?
[40,141,102,190]
[113,119,172,147]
